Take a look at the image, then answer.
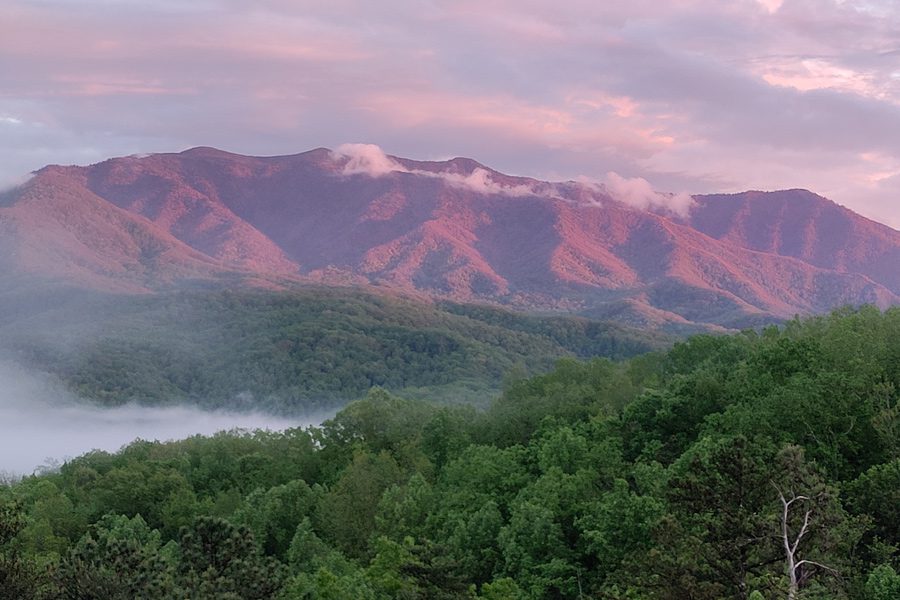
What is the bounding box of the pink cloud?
[358,89,673,159]
[1,0,899,228]
[756,0,784,14]
[51,76,192,97]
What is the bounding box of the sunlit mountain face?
[2,146,897,330]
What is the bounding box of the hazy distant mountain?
[2,146,897,330]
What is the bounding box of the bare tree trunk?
[780,489,803,600]
[775,484,837,600]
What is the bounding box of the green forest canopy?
[1,305,898,598]
[0,287,668,411]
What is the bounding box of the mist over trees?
[0,361,307,475]
[1,306,898,598]
[0,287,668,413]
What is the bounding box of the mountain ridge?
[2,146,897,330]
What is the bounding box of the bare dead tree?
[773,483,838,600]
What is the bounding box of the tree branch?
[794,560,839,576]
[789,507,812,556]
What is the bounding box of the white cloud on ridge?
[602,172,695,217]
[0,172,34,195]
[436,167,536,196]
[333,143,539,196]
[333,143,408,176]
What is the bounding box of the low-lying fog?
[0,362,319,477]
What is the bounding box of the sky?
[1,0,899,229]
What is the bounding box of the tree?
[0,500,41,599]
[771,445,861,600]
[844,459,900,553]
[279,566,376,600]
[577,478,665,582]
[52,514,178,600]
[864,565,900,600]
[233,479,319,558]
[316,451,403,558]
[775,486,838,600]
[374,474,434,543]
[178,516,285,599]
[662,435,780,598]
[498,499,575,598]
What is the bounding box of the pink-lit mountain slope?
[689,190,900,295]
[1,146,897,329]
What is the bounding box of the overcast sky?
[2,0,899,228]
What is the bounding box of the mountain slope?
[0,167,229,292]
[690,189,900,294]
[2,147,898,329]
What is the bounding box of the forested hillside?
[1,306,898,599]
[0,287,667,411]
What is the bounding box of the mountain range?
[1,145,897,330]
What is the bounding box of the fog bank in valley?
[0,361,319,477]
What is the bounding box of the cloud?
[425,167,537,196]
[0,361,315,476]
[1,0,899,227]
[602,172,695,217]
[0,172,34,195]
[332,143,540,196]
[333,143,408,176]
[756,0,784,14]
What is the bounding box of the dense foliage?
[1,306,898,598]
[0,287,666,411]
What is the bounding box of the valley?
[2,305,898,598]
[0,147,897,599]
[5,1,900,596]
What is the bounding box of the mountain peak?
[2,147,898,330]
[396,155,491,176]
[178,146,230,156]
